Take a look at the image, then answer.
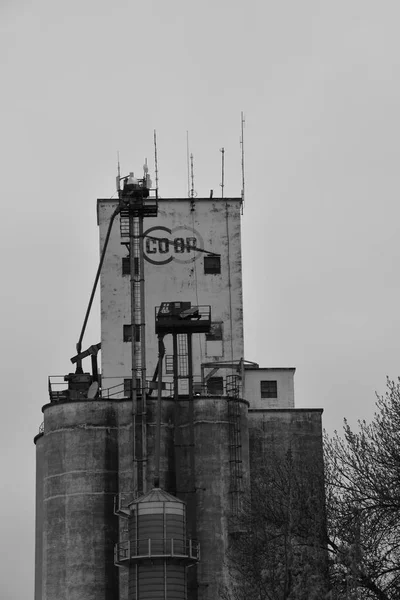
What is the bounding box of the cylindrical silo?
[34,428,44,600]
[115,487,199,600]
[41,399,120,600]
[177,395,249,600]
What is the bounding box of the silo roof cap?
[129,487,185,506]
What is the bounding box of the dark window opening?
[124,378,141,396]
[123,324,141,342]
[204,255,221,274]
[260,380,278,398]
[193,381,202,395]
[207,376,224,395]
[206,322,223,341]
[122,257,130,275]
[122,256,139,276]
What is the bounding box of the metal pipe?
[173,334,179,401]
[130,214,138,490]
[187,331,198,582]
[76,205,120,360]
[91,354,98,383]
[139,216,147,493]
[188,333,195,496]
[173,334,180,495]
[154,335,165,488]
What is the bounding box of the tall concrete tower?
[98,194,244,394]
[34,168,327,600]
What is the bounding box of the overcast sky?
[2,1,400,598]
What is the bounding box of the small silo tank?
[124,488,199,600]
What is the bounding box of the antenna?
[190,153,195,199]
[186,131,190,198]
[116,151,121,194]
[240,112,246,207]
[154,130,159,193]
[220,147,225,199]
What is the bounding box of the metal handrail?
[114,537,200,564]
[48,373,242,402]
[48,376,69,402]
[100,382,124,399]
[155,305,211,322]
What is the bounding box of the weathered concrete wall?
[244,367,295,409]
[34,432,44,600]
[177,396,250,600]
[145,396,177,493]
[115,395,250,600]
[114,400,132,600]
[248,408,324,462]
[41,400,120,600]
[115,397,181,600]
[97,198,244,395]
[248,408,328,591]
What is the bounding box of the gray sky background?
[2,1,400,598]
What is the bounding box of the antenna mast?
[190,153,195,199]
[186,131,190,198]
[220,147,225,199]
[154,130,159,193]
[240,112,246,207]
[116,151,121,193]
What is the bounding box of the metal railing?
[192,374,242,398]
[48,373,242,402]
[100,382,125,399]
[155,305,211,324]
[48,376,70,402]
[155,305,212,335]
[100,376,241,399]
[114,537,200,565]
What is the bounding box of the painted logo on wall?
[144,225,204,265]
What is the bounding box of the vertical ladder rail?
[187,333,196,524]
[129,214,147,496]
[139,217,147,494]
[130,214,138,491]
[173,334,182,496]
[228,388,243,517]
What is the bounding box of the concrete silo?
[36,397,120,600]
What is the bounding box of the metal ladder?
[121,211,147,496]
[119,208,130,240]
[227,384,243,517]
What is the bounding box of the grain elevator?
[34,164,326,600]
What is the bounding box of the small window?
[122,257,130,275]
[123,324,140,342]
[206,322,223,341]
[204,255,221,274]
[207,377,224,395]
[206,322,223,357]
[122,257,139,276]
[124,378,131,395]
[260,380,277,399]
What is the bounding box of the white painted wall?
[244,368,295,409]
[98,197,244,396]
